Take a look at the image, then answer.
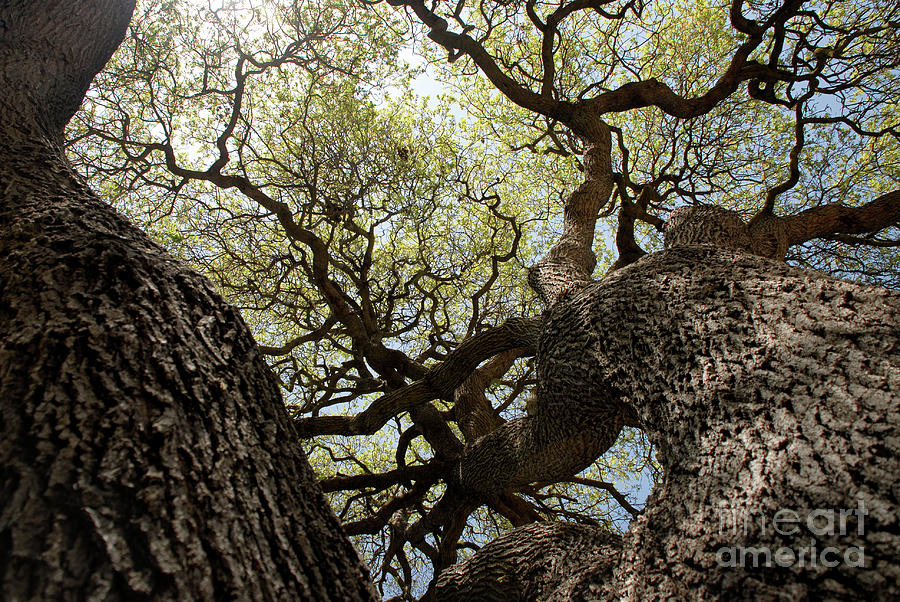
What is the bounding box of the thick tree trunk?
[438,246,900,599]
[0,1,376,599]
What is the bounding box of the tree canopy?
[63,0,898,598]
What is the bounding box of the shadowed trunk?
[0,1,376,599]
[436,523,622,600]
[438,245,900,600]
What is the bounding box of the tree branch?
[555,476,641,517]
[454,348,524,442]
[434,523,622,600]
[320,463,445,493]
[257,315,338,356]
[529,123,614,304]
[779,189,900,249]
[295,317,542,436]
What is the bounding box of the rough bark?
[0,1,376,599]
[454,402,628,497]
[0,0,134,139]
[455,117,635,497]
[435,523,622,601]
[453,349,520,442]
[665,196,900,263]
[5,2,898,600]
[529,122,613,305]
[438,244,900,600]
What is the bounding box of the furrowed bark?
[529,122,614,304]
[0,154,377,600]
[0,1,376,598]
[775,189,900,252]
[600,247,900,599]
[455,406,627,497]
[443,244,899,599]
[0,0,134,138]
[453,348,521,442]
[435,523,622,600]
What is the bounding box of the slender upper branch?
[382,0,803,138]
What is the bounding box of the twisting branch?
[718,190,900,261]
[343,479,439,536]
[295,317,542,436]
[380,0,803,139]
[529,119,614,304]
[823,233,900,248]
[608,185,666,273]
[489,493,543,526]
[453,348,524,442]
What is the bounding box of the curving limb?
[295,316,541,436]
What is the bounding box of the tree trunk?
[439,245,900,599]
[0,1,376,599]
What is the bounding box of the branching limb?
[257,314,338,356]
[608,186,665,273]
[779,189,900,249]
[746,189,900,259]
[343,478,438,536]
[319,463,445,494]
[553,476,641,518]
[489,493,543,527]
[454,348,525,442]
[823,232,900,248]
[295,317,541,436]
[529,121,614,304]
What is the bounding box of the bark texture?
[454,118,632,498]
[529,123,613,305]
[435,523,621,601]
[438,244,900,600]
[0,1,377,599]
[0,0,134,138]
[668,199,900,262]
[0,143,378,601]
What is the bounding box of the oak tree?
[2,0,899,600]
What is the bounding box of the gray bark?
[438,244,900,600]
[0,1,376,599]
